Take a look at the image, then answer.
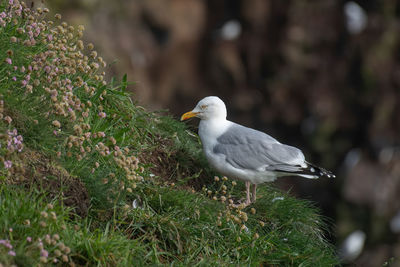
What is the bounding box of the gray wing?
[213,123,305,172]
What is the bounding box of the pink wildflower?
[4,160,12,169]
[40,249,49,258]
[98,112,106,118]
[5,58,12,64]
[10,129,17,135]
[26,237,32,242]
[4,116,12,124]
[8,250,16,256]
[12,77,16,81]
[0,240,12,250]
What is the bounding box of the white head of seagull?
[181,96,335,206]
[181,96,227,121]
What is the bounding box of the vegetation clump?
[0,1,338,266]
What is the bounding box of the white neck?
[198,118,231,151]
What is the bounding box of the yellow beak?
[181,111,199,121]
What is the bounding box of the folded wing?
[213,123,332,178]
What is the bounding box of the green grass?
[0,1,339,266]
[0,185,149,266]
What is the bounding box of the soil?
[138,135,214,191]
[11,150,90,217]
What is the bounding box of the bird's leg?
[245,181,251,206]
[251,184,257,203]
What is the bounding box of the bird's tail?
[297,162,335,179]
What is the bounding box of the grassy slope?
[0,1,338,266]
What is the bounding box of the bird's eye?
[200,105,207,109]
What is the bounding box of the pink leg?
[245,181,251,205]
[251,184,257,203]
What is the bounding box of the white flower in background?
[390,210,400,233]
[339,230,366,262]
[344,2,367,34]
[220,20,242,40]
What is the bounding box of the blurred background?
[41,0,400,265]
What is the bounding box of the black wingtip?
[306,162,335,178]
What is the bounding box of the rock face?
[47,0,400,265]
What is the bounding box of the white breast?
[199,119,231,149]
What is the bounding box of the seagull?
[181,96,335,205]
